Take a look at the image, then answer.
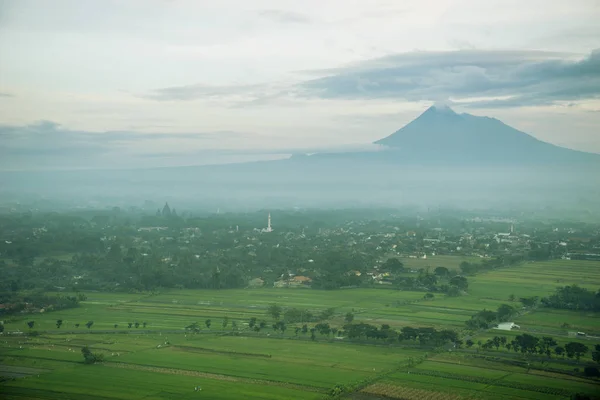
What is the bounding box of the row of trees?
[541,285,600,312]
[458,254,527,276]
[266,304,336,323]
[476,333,596,363]
[26,320,147,330]
[394,272,468,296]
[341,322,459,346]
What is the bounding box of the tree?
[143,322,147,328]
[344,312,354,324]
[492,336,502,350]
[222,316,229,329]
[295,327,301,336]
[75,323,80,328]
[434,267,449,277]
[85,321,94,329]
[592,344,600,364]
[449,276,468,291]
[114,324,118,329]
[459,262,477,275]
[555,346,565,358]
[259,320,267,329]
[232,321,237,330]
[382,258,404,273]
[81,345,104,364]
[249,317,257,329]
[542,336,557,351]
[514,334,539,355]
[565,342,589,361]
[583,366,600,377]
[496,304,515,322]
[56,319,63,329]
[301,324,308,334]
[128,322,133,328]
[520,296,539,308]
[466,339,474,348]
[315,323,331,336]
[267,304,282,320]
[508,294,515,302]
[318,308,335,320]
[27,321,35,329]
[134,322,140,328]
[424,293,434,300]
[205,319,212,329]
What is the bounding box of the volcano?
[366,104,600,165]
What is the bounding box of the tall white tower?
[267,213,272,232]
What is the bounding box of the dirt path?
[104,361,326,393]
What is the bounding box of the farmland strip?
[104,361,326,393]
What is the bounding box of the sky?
[0,0,599,170]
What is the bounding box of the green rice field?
[1,259,599,399]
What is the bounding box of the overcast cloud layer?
[1,0,599,169]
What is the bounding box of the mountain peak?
[428,101,456,114]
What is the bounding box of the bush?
[81,345,104,364]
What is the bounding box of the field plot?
[365,354,600,400]
[469,259,600,301]
[2,364,322,400]
[514,309,600,336]
[112,334,421,388]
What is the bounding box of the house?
[291,276,312,285]
[274,275,312,288]
[248,278,264,288]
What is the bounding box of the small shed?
[495,322,520,331]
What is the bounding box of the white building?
[495,322,520,331]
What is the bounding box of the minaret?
[267,213,272,232]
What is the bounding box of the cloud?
[0,92,15,98]
[0,120,258,158]
[142,82,273,102]
[257,10,312,24]
[297,49,600,108]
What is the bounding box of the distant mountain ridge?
[1,104,599,211]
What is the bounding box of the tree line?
[541,285,600,312]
